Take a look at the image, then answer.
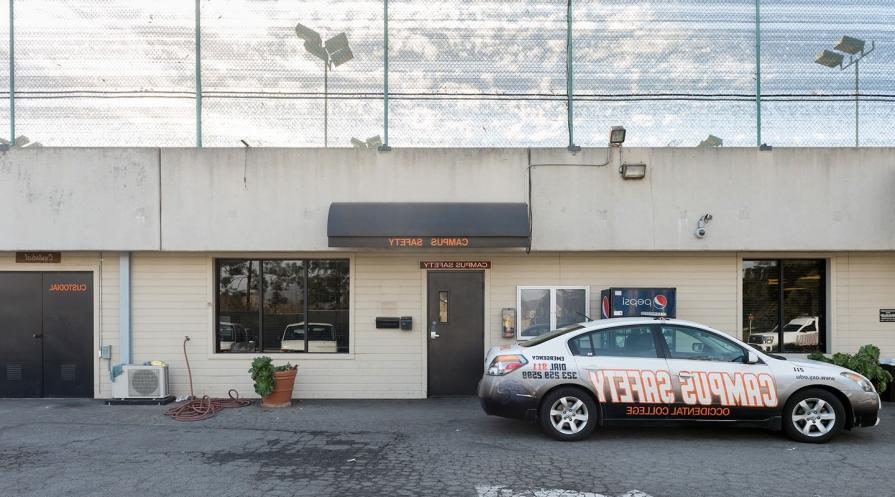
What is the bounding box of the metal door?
[426,271,485,396]
[42,272,94,398]
[0,273,44,397]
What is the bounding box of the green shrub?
[248,356,295,397]
[808,345,892,393]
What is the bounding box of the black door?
[0,273,44,397]
[427,271,485,396]
[0,272,93,398]
[42,272,94,398]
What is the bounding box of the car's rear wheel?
[782,388,845,444]
[539,387,597,441]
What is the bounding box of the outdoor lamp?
[609,126,626,146]
[619,162,647,180]
[814,49,844,69]
[834,36,866,55]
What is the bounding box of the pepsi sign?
[600,288,676,318]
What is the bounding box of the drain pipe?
[119,252,132,365]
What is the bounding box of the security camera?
[696,213,712,239]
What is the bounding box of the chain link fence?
[0,0,893,147]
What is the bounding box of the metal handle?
[32,333,43,339]
[678,371,692,379]
[430,321,440,339]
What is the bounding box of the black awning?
[327,202,530,248]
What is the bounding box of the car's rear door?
[658,324,779,422]
[568,323,672,420]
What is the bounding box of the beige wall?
[2,250,893,399]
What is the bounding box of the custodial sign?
[588,369,779,409]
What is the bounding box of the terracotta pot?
[261,368,297,408]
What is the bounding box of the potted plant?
[248,356,298,408]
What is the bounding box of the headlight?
[841,372,875,393]
[487,354,528,376]
[763,336,775,344]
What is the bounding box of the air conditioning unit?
[113,365,169,399]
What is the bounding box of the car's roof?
[577,317,715,330]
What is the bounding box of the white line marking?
[475,485,654,497]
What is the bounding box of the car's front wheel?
[538,387,597,441]
[782,388,845,443]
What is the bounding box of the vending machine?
[599,288,676,318]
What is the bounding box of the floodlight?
[303,39,328,62]
[815,50,844,69]
[619,163,647,180]
[365,135,382,148]
[698,134,723,147]
[326,33,353,67]
[14,135,30,147]
[609,126,626,146]
[834,36,865,55]
[295,23,321,44]
[351,138,366,149]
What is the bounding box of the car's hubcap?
[549,396,588,435]
[791,398,836,437]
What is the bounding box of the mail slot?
[376,317,400,329]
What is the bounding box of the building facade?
[1,147,893,399]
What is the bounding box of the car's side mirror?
[691,342,704,353]
[746,350,760,364]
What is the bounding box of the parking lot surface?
[0,397,891,497]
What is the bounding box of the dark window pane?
[556,289,586,327]
[217,260,260,353]
[263,260,305,353]
[743,260,780,352]
[583,325,657,358]
[307,260,350,353]
[520,288,550,338]
[781,260,824,353]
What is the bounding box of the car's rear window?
[519,324,585,347]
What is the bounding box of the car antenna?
[576,311,593,321]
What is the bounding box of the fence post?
[755,0,762,147]
[9,0,15,143]
[380,0,391,151]
[195,0,202,147]
[565,1,579,151]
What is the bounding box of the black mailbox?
[400,316,413,331]
[375,317,400,329]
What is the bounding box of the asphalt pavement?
[0,397,891,497]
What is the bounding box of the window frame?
[657,324,748,364]
[214,257,351,356]
[516,285,590,341]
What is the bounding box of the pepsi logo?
[653,294,668,310]
[601,296,610,319]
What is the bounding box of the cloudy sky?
[0,0,892,147]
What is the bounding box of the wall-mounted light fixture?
[698,134,723,147]
[350,135,382,149]
[619,162,646,180]
[609,126,626,147]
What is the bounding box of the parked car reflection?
[281,322,338,353]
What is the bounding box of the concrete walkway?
[0,397,891,497]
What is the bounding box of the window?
[742,259,825,353]
[517,286,589,340]
[660,325,746,363]
[216,259,349,354]
[568,325,657,358]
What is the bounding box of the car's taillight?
[487,354,528,376]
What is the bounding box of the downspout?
[119,252,132,365]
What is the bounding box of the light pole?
[814,36,875,147]
[295,23,353,148]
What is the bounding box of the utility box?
[600,288,676,319]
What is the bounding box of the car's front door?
[658,324,779,422]
[569,324,671,420]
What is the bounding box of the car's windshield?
[519,324,585,347]
[783,324,802,332]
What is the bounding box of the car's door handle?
[32,333,43,339]
[678,372,692,379]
